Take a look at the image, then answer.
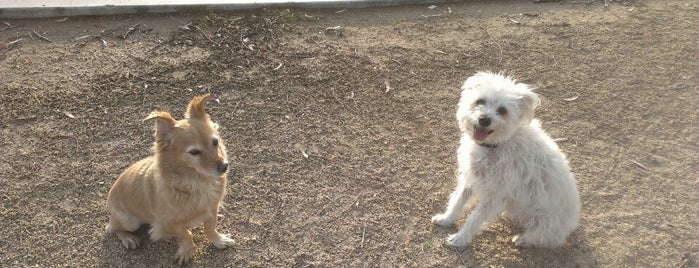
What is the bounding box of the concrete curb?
[0,0,454,19]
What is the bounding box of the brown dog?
[106,94,234,264]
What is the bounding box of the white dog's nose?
[478,117,491,127]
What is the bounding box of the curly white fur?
[432,72,581,248]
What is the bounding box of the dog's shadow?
[98,225,175,268]
[434,221,598,267]
[98,225,241,268]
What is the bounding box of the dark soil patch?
[1,1,697,267]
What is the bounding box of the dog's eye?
[497,107,508,115]
[475,99,486,105]
[188,149,201,156]
[212,138,219,147]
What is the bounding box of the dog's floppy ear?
[455,104,469,133]
[460,72,488,91]
[186,94,211,119]
[143,111,177,145]
[517,84,540,123]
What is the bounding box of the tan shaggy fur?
[105,94,235,264]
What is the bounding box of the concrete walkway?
[0,0,444,19]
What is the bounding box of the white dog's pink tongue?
[474,128,489,141]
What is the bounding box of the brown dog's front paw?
[175,247,194,265]
[213,233,235,249]
[115,231,141,249]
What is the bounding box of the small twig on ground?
[360,226,366,248]
[102,21,130,36]
[1,21,19,31]
[62,110,76,119]
[148,39,166,53]
[97,37,107,46]
[178,22,192,30]
[294,143,309,158]
[553,138,568,143]
[1,37,23,51]
[9,37,22,45]
[606,159,618,176]
[563,92,580,101]
[127,53,148,63]
[273,63,283,71]
[194,26,220,46]
[396,204,404,215]
[630,160,649,171]
[32,30,51,42]
[76,35,107,46]
[75,35,92,41]
[456,252,467,267]
[122,23,140,39]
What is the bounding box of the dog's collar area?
[479,143,498,149]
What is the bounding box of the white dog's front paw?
[512,234,532,248]
[431,214,454,227]
[446,232,470,247]
[213,234,235,249]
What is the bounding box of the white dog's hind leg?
[432,177,472,226]
[514,217,569,248]
[446,198,504,247]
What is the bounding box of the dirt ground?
[1,0,697,267]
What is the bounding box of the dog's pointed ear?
[517,85,540,123]
[186,94,211,119]
[143,111,177,143]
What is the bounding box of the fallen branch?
[32,30,51,42]
[1,21,19,31]
[195,26,220,46]
[1,37,22,51]
[122,23,139,39]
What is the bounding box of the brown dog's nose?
[217,162,229,173]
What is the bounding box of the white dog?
[432,72,580,248]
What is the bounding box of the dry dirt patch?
[1,0,697,267]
